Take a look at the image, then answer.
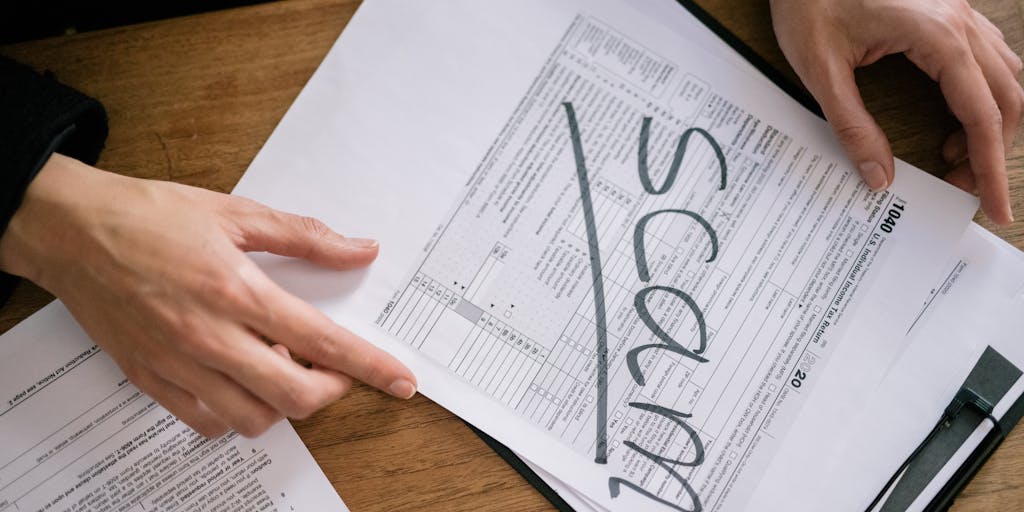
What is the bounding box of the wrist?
[0,154,117,290]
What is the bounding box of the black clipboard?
[876,346,1024,512]
[464,1,1024,511]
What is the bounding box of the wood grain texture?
[0,1,1021,510]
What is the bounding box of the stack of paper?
[0,302,352,511]
[3,1,1022,511]
[231,1,1023,510]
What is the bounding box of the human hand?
[770,0,1022,225]
[0,154,417,437]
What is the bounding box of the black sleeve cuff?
[0,56,109,305]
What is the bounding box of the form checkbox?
[729,451,737,459]
[768,384,777,392]
[614,410,623,419]
[504,309,512,318]
[845,250,853,257]
[626,417,634,425]
[813,305,822,313]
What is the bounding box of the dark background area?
[0,2,274,44]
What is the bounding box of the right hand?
[0,154,417,438]
[770,0,1022,225]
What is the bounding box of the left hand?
[770,0,1022,225]
[0,155,418,438]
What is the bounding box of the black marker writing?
[562,102,611,464]
[562,103,729,511]
[628,285,710,385]
[638,117,727,194]
[608,402,706,512]
[633,209,718,282]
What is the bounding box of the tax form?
[233,1,979,510]
[525,222,1024,511]
[0,303,349,512]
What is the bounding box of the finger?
[972,9,1005,41]
[128,368,229,438]
[922,42,1011,224]
[228,198,379,270]
[987,34,1023,77]
[942,130,968,164]
[271,343,291,358]
[273,342,339,376]
[245,278,417,399]
[973,10,1023,75]
[152,352,282,438]
[802,59,894,191]
[944,38,1024,165]
[198,325,354,419]
[945,161,978,196]
[969,25,1024,151]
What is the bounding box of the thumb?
[805,62,895,191]
[229,198,379,270]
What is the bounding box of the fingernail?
[389,379,417,399]
[859,161,888,191]
[345,237,379,249]
[271,344,290,358]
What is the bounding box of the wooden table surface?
[2,1,1023,510]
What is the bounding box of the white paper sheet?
[527,222,1024,511]
[749,222,1024,512]
[231,1,980,510]
[0,303,349,512]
